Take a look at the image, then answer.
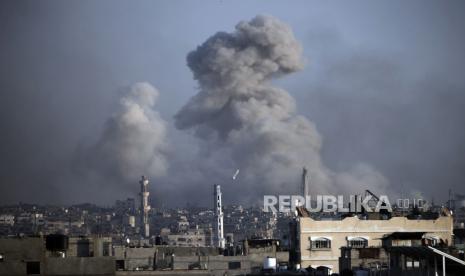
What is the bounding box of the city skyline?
[1,1,465,207]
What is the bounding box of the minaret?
[139,176,151,238]
[213,184,225,249]
[302,167,309,197]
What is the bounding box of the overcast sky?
[1,0,464,207]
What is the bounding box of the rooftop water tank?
[263,256,276,271]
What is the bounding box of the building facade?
[295,214,453,274]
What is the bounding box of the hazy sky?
[1,0,464,207]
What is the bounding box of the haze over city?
[1,0,465,207]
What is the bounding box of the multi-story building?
[292,211,453,274]
[0,214,14,226]
[166,227,213,247]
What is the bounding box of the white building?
[0,214,15,226]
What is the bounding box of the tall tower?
[139,176,151,238]
[302,167,309,197]
[213,184,225,249]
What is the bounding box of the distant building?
[0,236,114,275]
[177,216,190,232]
[0,214,14,226]
[166,227,213,247]
[114,198,136,215]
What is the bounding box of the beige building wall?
[298,215,453,274]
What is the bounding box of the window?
[348,237,368,248]
[310,237,331,250]
[405,257,420,269]
[116,260,125,270]
[26,262,40,275]
[228,261,241,269]
[424,237,439,246]
[103,242,110,256]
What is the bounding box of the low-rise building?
[0,236,115,275]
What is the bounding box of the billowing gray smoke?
[80,82,169,185]
[175,15,389,199]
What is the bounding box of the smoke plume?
[78,82,169,187]
[175,15,389,199]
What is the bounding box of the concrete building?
[166,228,212,247]
[293,212,453,274]
[115,198,136,216]
[176,216,190,232]
[114,245,235,274]
[243,238,289,272]
[45,219,84,235]
[388,245,465,276]
[0,234,291,276]
[0,214,14,226]
[339,232,465,276]
[0,236,115,275]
